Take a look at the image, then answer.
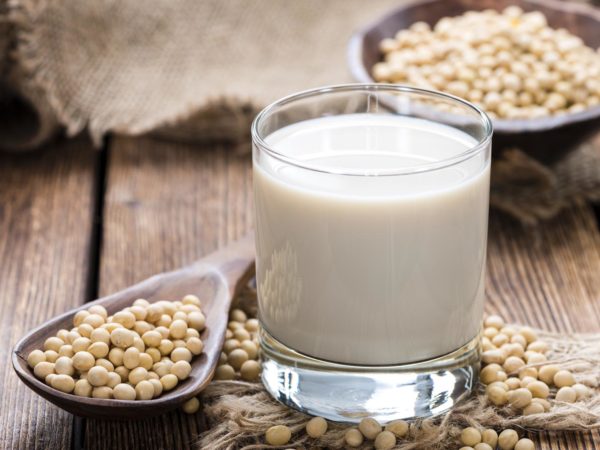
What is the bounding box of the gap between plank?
[71,138,110,450]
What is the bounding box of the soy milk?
[254,114,490,365]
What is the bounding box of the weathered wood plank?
[0,138,98,450]
[84,136,252,450]
[486,204,600,448]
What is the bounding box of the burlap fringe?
[197,329,600,449]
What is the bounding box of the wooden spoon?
[12,234,255,420]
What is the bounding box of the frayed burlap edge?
[197,329,600,449]
[7,0,262,149]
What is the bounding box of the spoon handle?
[196,233,256,296]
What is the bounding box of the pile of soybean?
[27,295,206,401]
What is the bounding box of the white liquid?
[254,114,490,365]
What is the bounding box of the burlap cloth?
[1,0,599,224]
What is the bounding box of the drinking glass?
[251,84,492,422]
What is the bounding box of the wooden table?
[0,134,599,449]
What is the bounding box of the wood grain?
[83,136,253,449]
[0,138,98,449]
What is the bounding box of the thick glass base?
[260,329,480,423]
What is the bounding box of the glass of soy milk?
[252,84,492,423]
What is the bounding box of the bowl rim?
[347,0,600,134]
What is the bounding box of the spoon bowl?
[12,235,255,419]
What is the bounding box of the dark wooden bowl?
[348,0,600,162]
[12,235,255,420]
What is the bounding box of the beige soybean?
[92,386,113,399]
[461,427,482,446]
[481,429,498,447]
[509,388,532,409]
[110,328,134,348]
[214,364,235,380]
[51,374,75,393]
[520,376,537,388]
[482,350,506,365]
[222,339,241,354]
[523,402,545,415]
[182,397,200,414]
[306,416,328,438]
[527,381,550,399]
[123,347,141,369]
[44,350,59,363]
[87,342,109,359]
[518,367,537,380]
[182,294,201,306]
[72,351,95,371]
[245,318,259,332]
[113,383,137,400]
[265,425,291,446]
[230,309,247,323]
[108,347,124,366]
[538,365,560,385]
[128,367,148,385]
[487,385,509,406]
[106,372,121,388]
[503,356,525,374]
[374,430,396,450]
[135,380,155,400]
[95,358,114,372]
[158,339,174,356]
[74,379,93,397]
[555,386,577,403]
[480,364,503,384]
[138,353,153,370]
[150,378,163,397]
[171,360,192,380]
[531,398,551,412]
[78,324,94,338]
[169,319,188,339]
[114,365,130,382]
[186,337,204,355]
[228,349,249,370]
[240,360,261,381]
[55,356,75,376]
[345,428,364,447]
[27,350,46,368]
[385,419,409,437]
[72,337,91,353]
[44,337,64,353]
[142,330,162,348]
[83,314,105,328]
[498,429,519,450]
[172,339,186,349]
[73,310,90,327]
[506,378,521,390]
[359,417,382,440]
[515,438,535,450]
[554,370,575,388]
[160,374,179,391]
[34,362,55,379]
[171,347,192,363]
[146,347,161,363]
[474,444,493,450]
[88,366,109,386]
[484,315,504,329]
[573,383,590,400]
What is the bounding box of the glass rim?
[251,83,493,176]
